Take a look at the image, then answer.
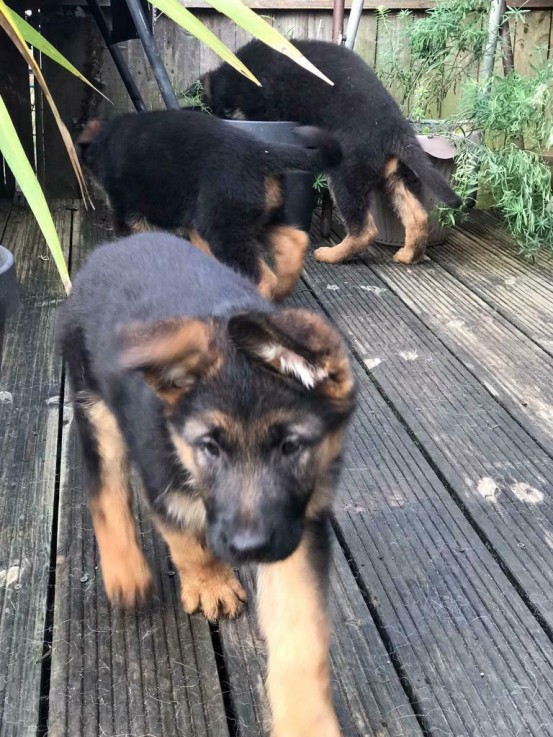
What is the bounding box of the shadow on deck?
[1,200,553,737]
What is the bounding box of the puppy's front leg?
[156,523,247,621]
[257,520,340,737]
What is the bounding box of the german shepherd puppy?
[77,109,342,300]
[200,40,463,265]
[57,232,356,737]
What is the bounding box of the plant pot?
[0,246,20,376]
[372,134,457,247]
[223,120,317,232]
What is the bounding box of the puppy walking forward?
[77,110,342,300]
[201,40,462,265]
[58,233,356,736]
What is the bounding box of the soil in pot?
[223,120,317,232]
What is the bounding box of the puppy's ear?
[228,309,355,402]
[76,119,102,145]
[119,318,221,406]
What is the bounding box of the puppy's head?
[119,309,356,564]
[198,70,266,121]
[75,119,103,165]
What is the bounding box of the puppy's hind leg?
[384,157,429,264]
[264,224,309,301]
[76,395,153,607]
[314,169,377,264]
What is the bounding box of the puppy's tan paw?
[314,246,344,264]
[102,553,154,608]
[393,247,425,265]
[180,564,247,620]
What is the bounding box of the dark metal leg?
[86,0,147,112]
[124,0,180,110]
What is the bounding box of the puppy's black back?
[206,40,461,207]
[58,233,269,380]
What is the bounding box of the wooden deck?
[2,199,553,737]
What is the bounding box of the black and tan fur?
[200,40,463,265]
[57,233,356,736]
[77,110,342,300]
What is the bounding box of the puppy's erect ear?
[119,318,222,406]
[228,309,355,402]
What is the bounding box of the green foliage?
[376,0,489,119]
[312,173,328,193]
[377,0,553,258]
[178,80,212,112]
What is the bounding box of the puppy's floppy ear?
[118,318,222,406]
[228,309,355,402]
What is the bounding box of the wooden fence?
[1,2,552,196]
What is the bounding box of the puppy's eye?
[280,437,303,456]
[199,438,220,458]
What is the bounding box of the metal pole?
[125,0,180,110]
[332,0,345,44]
[344,0,365,50]
[480,0,506,92]
[467,0,506,206]
[86,0,147,112]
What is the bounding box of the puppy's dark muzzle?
[208,518,303,565]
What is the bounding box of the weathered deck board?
[429,212,553,355]
[343,235,553,452]
[291,285,553,737]
[302,250,553,619]
[0,203,71,737]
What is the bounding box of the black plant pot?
[223,120,317,232]
[0,246,20,376]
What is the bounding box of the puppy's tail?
[266,127,343,174]
[396,140,463,208]
[75,119,103,166]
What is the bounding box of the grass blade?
[0,93,71,293]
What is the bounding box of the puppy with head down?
[200,40,462,266]
[77,109,342,301]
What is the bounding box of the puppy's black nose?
[228,530,270,560]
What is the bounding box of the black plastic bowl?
[223,120,317,232]
[0,246,20,374]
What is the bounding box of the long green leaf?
[205,0,333,85]
[8,8,110,101]
[149,0,261,85]
[0,93,71,293]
